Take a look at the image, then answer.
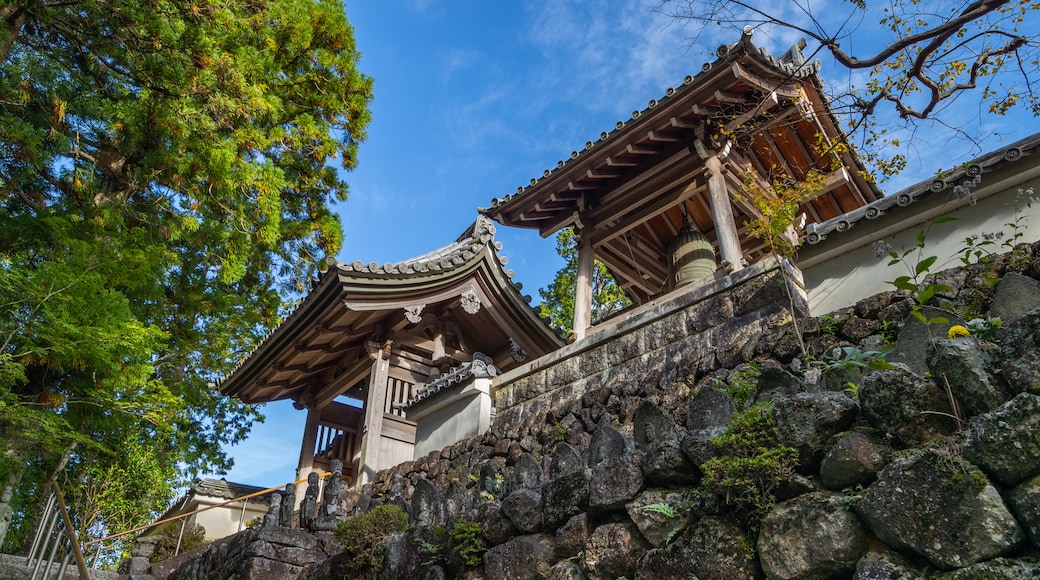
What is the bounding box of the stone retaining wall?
[151,241,1040,579]
[491,258,808,439]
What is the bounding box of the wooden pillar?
[358,340,391,485]
[704,152,744,272]
[573,227,595,341]
[294,406,320,507]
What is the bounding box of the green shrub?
[447,519,486,570]
[333,505,408,574]
[715,363,760,408]
[414,519,486,573]
[701,403,796,528]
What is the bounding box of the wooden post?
[573,228,595,341]
[294,406,320,507]
[357,340,391,485]
[704,152,744,272]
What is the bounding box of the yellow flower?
[948,325,971,339]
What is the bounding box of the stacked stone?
[304,241,1040,580]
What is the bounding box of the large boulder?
[754,360,806,402]
[554,514,591,560]
[938,559,1040,579]
[819,431,886,491]
[989,272,1040,325]
[888,306,965,375]
[588,455,644,511]
[542,469,590,530]
[856,449,1024,570]
[1002,306,1040,394]
[859,367,957,446]
[687,387,737,437]
[926,337,1009,416]
[1006,473,1040,548]
[625,488,694,548]
[960,392,1040,486]
[773,392,859,467]
[852,551,916,580]
[757,492,867,580]
[473,501,518,546]
[635,516,757,580]
[582,522,649,580]
[547,559,587,580]
[501,489,543,534]
[483,533,556,580]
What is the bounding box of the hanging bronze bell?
[669,225,717,289]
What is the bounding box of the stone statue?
[0,486,13,547]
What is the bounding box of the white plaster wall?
[188,498,268,541]
[411,393,487,459]
[801,171,1040,316]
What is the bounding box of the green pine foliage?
[0,0,373,554]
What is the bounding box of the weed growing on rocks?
[701,402,797,529]
[715,363,761,409]
[415,519,486,574]
[333,505,408,574]
[447,519,487,570]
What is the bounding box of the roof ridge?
[481,31,822,215]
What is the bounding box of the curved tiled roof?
[333,215,513,278]
[805,132,1040,245]
[217,215,563,400]
[482,30,822,214]
[194,478,276,502]
[400,352,499,411]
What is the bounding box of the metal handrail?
[25,481,91,580]
[19,472,337,578]
[80,471,332,551]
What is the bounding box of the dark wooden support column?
[698,140,744,272]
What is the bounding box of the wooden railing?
[384,377,414,417]
[312,421,359,479]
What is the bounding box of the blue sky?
[212,0,1040,488]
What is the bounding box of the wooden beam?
[357,341,391,485]
[567,181,599,191]
[627,144,656,155]
[314,356,371,409]
[762,129,795,178]
[730,62,801,99]
[587,168,623,180]
[586,146,700,225]
[593,177,702,247]
[606,156,640,167]
[714,89,745,104]
[623,230,670,280]
[723,91,780,133]
[647,130,681,143]
[596,247,659,296]
[670,116,698,129]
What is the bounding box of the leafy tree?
[736,169,828,359]
[658,0,1040,177]
[539,228,631,337]
[0,0,372,553]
